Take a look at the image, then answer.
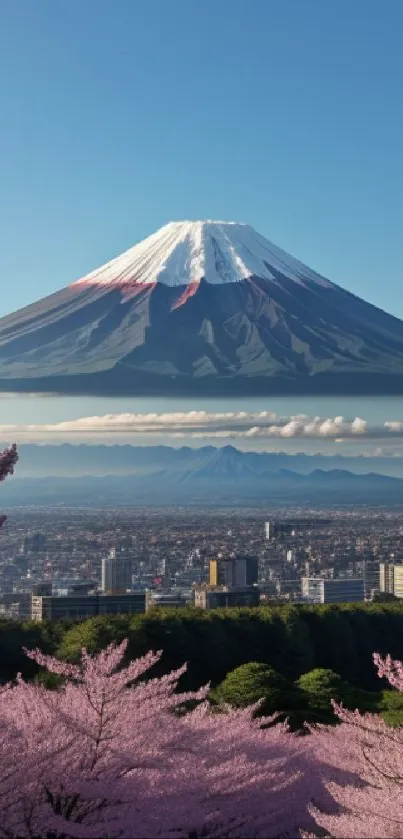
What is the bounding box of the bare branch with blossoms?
[0,444,18,483]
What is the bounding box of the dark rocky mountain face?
[1,221,403,395]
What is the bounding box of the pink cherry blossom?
[0,443,18,531]
[0,443,18,483]
[0,639,326,838]
[309,652,403,838]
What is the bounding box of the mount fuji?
[1,220,403,395]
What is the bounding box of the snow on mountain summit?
[72,220,333,293]
[1,214,403,396]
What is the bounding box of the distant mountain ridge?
[4,443,403,479]
[2,444,403,507]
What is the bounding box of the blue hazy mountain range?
[3,443,402,478]
[2,444,403,507]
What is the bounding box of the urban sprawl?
[0,507,401,621]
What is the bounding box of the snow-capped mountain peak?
[71,220,333,293]
[1,217,403,397]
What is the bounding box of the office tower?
[265,522,277,540]
[101,550,132,594]
[115,556,132,592]
[235,555,259,586]
[101,557,114,592]
[379,563,403,598]
[301,577,365,604]
[209,555,258,588]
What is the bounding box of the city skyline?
[0,505,391,622]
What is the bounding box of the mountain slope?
[1,221,403,395]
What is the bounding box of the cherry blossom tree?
[309,651,403,838]
[0,639,331,839]
[0,443,18,530]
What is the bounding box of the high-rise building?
[235,555,258,587]
[101,549,132,594]
[301,577,365,604]
[101,557,114,592]
[265,522,276,540]
[209,555,258,588]
[379,563,403,598]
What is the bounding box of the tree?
[50,605,403,699]
[211,661,290,716]
[0,639,329,838]
[296,668,351,720]
[293,667,368,731]
[0,444,18,530]
[309,652,403,837]
[279,605,315,679]
[378,688,403,727]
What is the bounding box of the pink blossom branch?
[0,444,18,531]
[0,444,18,483]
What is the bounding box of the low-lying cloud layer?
[1,410,403,443]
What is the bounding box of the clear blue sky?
[1,0,402,318]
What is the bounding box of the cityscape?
[0,505,401,621]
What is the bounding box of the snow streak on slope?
[71,220,334,295]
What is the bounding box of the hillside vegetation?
[2,602,403,694]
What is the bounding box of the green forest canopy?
[2,602,403,696]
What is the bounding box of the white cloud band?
[0,410,402,442]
